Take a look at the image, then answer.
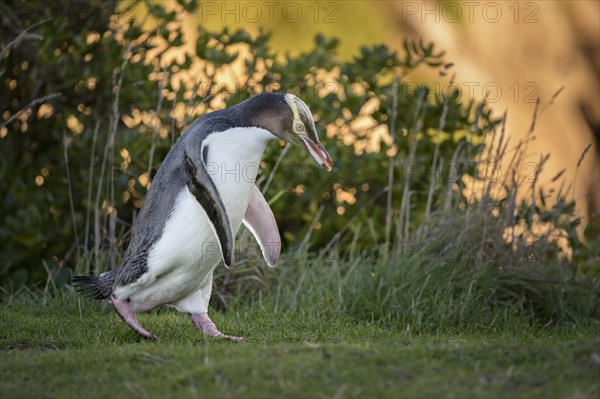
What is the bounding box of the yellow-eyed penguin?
[73,93,333,341]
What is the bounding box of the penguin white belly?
[202,126,275,223]
[118,127,274,312]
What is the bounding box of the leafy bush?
[1,1,484,284]
[1,1,597,328]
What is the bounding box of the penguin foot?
[111,295,157,341]
[191,312,244,342]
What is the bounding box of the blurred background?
[1,0,598,289]
[190,0,600,228]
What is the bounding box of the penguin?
[73,93,333,341]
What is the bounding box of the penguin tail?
[72,271,115,300]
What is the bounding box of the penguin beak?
[301,136,333,171]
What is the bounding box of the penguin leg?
[111,295,157,341]
[191,312,244,342]
[176,271,244,341]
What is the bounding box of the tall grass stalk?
[147,66,168,182]
[423,74,453,225]
[384,78,399,247]
[63,131,80,266]
[393,88,427,258]
[83,121,100,258]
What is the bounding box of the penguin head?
[245,93,333,171]
[282,93,333,171]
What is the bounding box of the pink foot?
[111,295,157,340]
[191,312,244,342]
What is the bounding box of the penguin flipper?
[242,185,281,267]
[184,146,234,267]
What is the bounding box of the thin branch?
[1,93,61,129]
[299,204,325,252]
[0,18,49,61]
[261,143,291,195]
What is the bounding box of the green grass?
[2,292,599,399]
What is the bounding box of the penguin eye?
[294,121,305,133]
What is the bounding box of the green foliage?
[0,0,478,286]
[1,1,182,285]
[1,0,597,327]
[2,4,598,398]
